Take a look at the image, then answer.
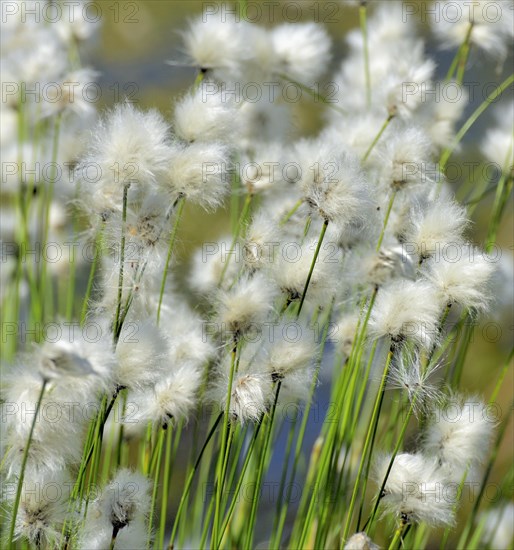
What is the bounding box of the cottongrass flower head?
[388,351,443,415]
[431,0,514,60]
[369,279,443,350]
[374,452,455,526]
[8,470,70,548]
[421,395,495,481]
[344,532,380,550]
[80,469,151,549]
[270,22,331,82]
[163,141,232,210]
[80,102,171,209]
[420,245,494,311]
[173,84,242,144]
[181,17,249,79]
[215,272,278,343]
[211,345,272,424]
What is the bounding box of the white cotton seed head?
[421,396,495,481]
[104,469,151,530]
[11,470,70,547]
[369,280,443,350]
[270,22,331,82]
[189,235,240,293]
[115,318,169,389]
[376,124,436,190]
[403,196,469,262]
[128,366,202,428]
[79,103,171,209]
[269,237,342,307]
[159,301,216,370]
[211,346,272,424]
[388,351,442,415]
[263,322,317,401]
[421,245,494,311]
[243,211,280,271]
[215,272,277,340]
[374,452,455,526]
[301,149,373,226]
[344,532,380,550]
[173,84,242,144]
[431,0,514,59]
[165,141,231,210]
[182,17,249,79]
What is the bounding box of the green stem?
[168,413,222,548]
[157,195,186,324]
[376,191,397,251]
[363,114,394,162]
[158,427,173,549]
[147,428,166,548]
[455,23,474,85]
[80,227,103,326]
[341,346,395,545]
[113,184,130,341]
[297,219,329,316]
[7,379,48,546]
[244,381,282,550]
[439,73,514,174]
[219,193,253,286]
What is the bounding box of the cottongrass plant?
[1,1,513,549]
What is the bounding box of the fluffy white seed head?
[115,318,169,390]
[173,84,242,143]
[421,245,494,311]
[369,280,443,349]
[215,273,278,341]
[374,452,455,526]
[79,103,171,210]
[164,141,231,210]
[270,22,331,82]
[344,532,380,550]
[421,396,495,481]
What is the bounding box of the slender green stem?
[341,346,395,545]
[8,379,48,546]
[363,114,394,162]
[148,427,166,547]
[157,195,186,324]
[80,227,103,326]
[219,192,253,286]
[388,521,407,550]
[168,413,222,548]
[455,23,474,85]
[113,184,130,341]
[297,219,329,316]
[244,381,282,550]
[280,198,303,226]
[439,73,514,174]
[376,191,397,251]
[158,427,173,549]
